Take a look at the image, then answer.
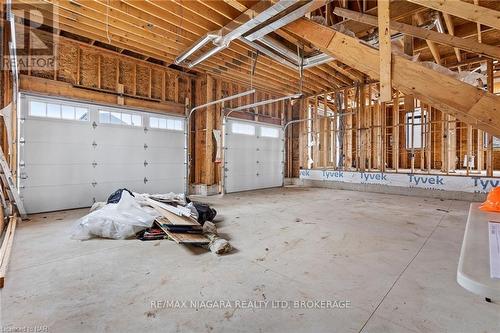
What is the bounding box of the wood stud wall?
[299,82,499,175]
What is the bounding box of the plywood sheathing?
[79,49,98,88]
[136,65,150,98]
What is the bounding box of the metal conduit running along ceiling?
[175,0,335,70]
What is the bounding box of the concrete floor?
[1,187,499,333]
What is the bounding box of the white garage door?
[19,94,185,213]
[225,119,283,193]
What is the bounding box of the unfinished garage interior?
[0,0,500,331]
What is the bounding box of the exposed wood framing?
[333,7,500,60]
[415,12,442,64]
[442,13,462,63]
[283,18,500,136]
[378,1,392,102]
[407,0,500,31]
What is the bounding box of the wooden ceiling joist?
[31,0,329,94]
[127,0,335,91]
[407,0,500,31]
[414,12,442,64]
[333,7,500,60]
[39,0,309,93]
[14,0,499,99]
[284,18,500,136]
[442,13,462,63]
[14,11,299,95]
[22,0,382,95]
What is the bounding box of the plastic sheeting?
[72,191,157,240]
[419,61,487,88]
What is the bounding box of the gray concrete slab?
[1,187,498,332]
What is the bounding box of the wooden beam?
[407,0,500,31]
[415,12,441,64]
[283,18,500,136]
[333,7,500,60]
[442,13,462,63]
[20,75,185,115]
[205,76,215,185]
[473,0,483,43]
[378,0,392,102]
[344,89,352,169]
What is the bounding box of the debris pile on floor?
[72,189,231,255]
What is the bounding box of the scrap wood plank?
[154,221,209,244]
[155,217,202,230]
[166,231,209,245]
[152,206,200,226]
[0,216,18,288]
[146,197,191,217]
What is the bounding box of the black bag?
[107,188,134,204]
[193,202,217,225]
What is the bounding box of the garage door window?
[99,110,142,127]
[260,126,279,138]
[29,100,88,121]
[150,116,183,131]
[232,122,255,135]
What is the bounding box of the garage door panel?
[146,163,184,176]
[21,164,93,187]
[20,95,186,213]
[146,147,185,164]
[226,176,259,193]
[145,179,184,194]
[93,164,145,183]
[145,176,184,194]
[94,125,145,143]
[23,119,92,144]
[21,142,93,165]
[21,184,93,213]
[145,130,184,146]
[93,145,146,163]
[226,154,258,173]
[257,168,282,187]
[225,119,283,193]
[226,136,257,150]
[93,181,146,202]
[259,155,283,164]
[259,142,281,152]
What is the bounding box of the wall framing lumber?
[283,18,500,136]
